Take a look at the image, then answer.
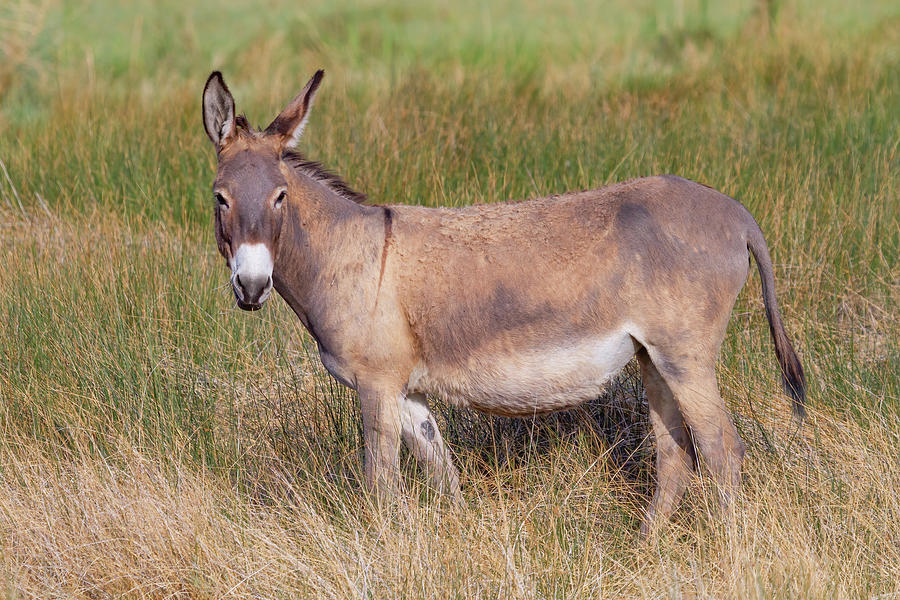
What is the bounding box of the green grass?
[1,0,899,597]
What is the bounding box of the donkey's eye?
[215,193,229,209]
[274,190,286,209]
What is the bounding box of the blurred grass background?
[0,0,898,598]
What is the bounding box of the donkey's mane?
[282,150,368,205]
[232,113,367,205]
[232,114,248,131]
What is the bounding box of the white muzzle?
[231,243,274,308]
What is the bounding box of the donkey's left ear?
[265,69,324,149]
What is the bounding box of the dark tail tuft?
[747,225,807,420]
[771,314,807,420]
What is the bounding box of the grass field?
[1,0,899,597]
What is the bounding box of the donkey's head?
[202,70,323,310]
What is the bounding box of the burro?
[202,70,806,536]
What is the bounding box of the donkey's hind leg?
[637,349,697,537]
[648,351,746,511]
[400,393,461,501]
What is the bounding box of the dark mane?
[234,114,253,132]
[282,149,368,204]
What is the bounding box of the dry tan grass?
[2,381,898,599]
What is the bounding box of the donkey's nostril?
[235,274,247,296]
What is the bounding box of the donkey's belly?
[408,332,638,417]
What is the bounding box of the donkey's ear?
[203,71,236,149]
[265,69,324,149]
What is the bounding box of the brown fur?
[202,71,806,533]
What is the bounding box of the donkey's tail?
[746,224,807,420]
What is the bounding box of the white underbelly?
[408,332,637,417]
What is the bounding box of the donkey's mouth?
[236,298,263,311]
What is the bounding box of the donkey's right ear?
[203,71,236,149]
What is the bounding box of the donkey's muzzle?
[231,243,274,310]
[233,273,272,309]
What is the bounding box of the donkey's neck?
[273,176,384,341]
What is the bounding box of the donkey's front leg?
[400,392,461,501]
[358,384,403,499]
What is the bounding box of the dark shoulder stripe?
[375,206,393,302]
